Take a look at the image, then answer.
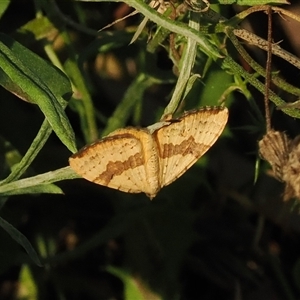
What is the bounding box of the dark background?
[1,0,300,299]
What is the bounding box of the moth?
[69,106,228,199]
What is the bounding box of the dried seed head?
[259,130,300,202]
[258,130,290,181]
[282,137,300,201]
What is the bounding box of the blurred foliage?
[0,0,300,299]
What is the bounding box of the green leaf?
[0,216,42,266]
[112,0,221,58]
[19,265,38,300]
[0,33,72,104]
[1,119,53,184]
[0,33,76,153]
[0,0,10,19]
[0,183,63,196]
[107,266,162,300]
[0,166,78,196]
[15,16,59,44]
[101,73,156,136]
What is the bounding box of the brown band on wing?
[160,136,208,159]
[94,152,144,184]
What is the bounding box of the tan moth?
[69,106,228,199]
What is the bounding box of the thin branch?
[265,6,272,132]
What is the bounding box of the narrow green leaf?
[101,73,155,136]
[162,12,200,117]
[0,167,78,195]
[0,0,10,19]
[64,58,98,143]
[99,0,221,58]
[19,265,38,299]
[0,216,42,266]
[107,266,162,300]
[0,183,63,196]
[1,119,53,184]
[0,34,76,153]
[0,33,72,104]
[15,16,59,44]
